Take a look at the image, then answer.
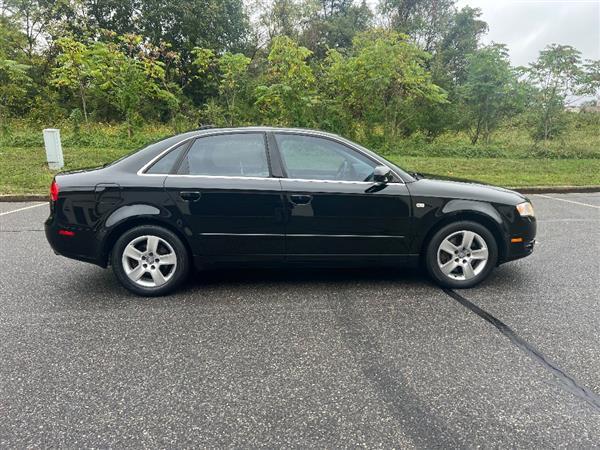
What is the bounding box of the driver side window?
[275,134,377,182]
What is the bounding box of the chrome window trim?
[142,173,281,182]
[136,128,405,185]
[139,173,394,186]
[281,178,384,186]
[137,135,197,176]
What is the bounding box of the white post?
[43,128,64,170]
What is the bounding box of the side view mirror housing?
[373,165,392,183]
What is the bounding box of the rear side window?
[178,133,269,177]
[145,142,188,174]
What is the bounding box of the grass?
[393,157,600,187]
[1,146,599,195]
[0,118,598,195]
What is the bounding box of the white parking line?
[535,194,600,210]
[0,203,47,217]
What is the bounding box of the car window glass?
[145,142,188,174]
[178,133,269,177]
[275,134,376,181]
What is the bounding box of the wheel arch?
[419,209,508,265]
[100,216,193,267]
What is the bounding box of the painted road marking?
[535,194,600,210]
[0,203,47,217]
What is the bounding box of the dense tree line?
[1,0,598,145]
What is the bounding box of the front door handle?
[179,191,201,202]
[290,194,312,205]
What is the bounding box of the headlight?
[516,202,535,217]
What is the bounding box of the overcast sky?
[455,0,600,66]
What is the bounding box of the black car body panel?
[45,127,536,273]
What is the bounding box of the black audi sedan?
[45,127,536,296]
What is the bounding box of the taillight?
[50,180,59,202]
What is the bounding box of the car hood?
[407,178,527,205]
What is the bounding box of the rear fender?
[105,204,161,228]
[99,204,169,266]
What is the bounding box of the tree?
[321,30,447,140]
[0,15,28,60]
[433,6,487,85]
[80,0,250,107]
[525,44,591,141]
[218,53,252,125]
[192,49,252,125]
[460,44,522,144]
[84,0,139,36]
[137,0,249,56]
[255,0,306,42]
[89,34,179,136]
[299,0,373,57]
[0,58,32,123]
[378,0,456,52]
[2,0,78,60]
[255,36,316,126]
[582,59,600,102]
[52,37,93,122]
[0,15,32,122]
[408,5,487,139]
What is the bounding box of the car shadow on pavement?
[188,266,426,287]
[64,265,428,304]
[68,262,528,305]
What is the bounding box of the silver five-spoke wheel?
[121,235,177,288]
[436,230,489,281]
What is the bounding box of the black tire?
[425,220,498,289]
[111,225,190,296]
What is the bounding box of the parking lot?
[1,193,599,447]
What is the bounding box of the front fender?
[410,199,509,260]
[441,199,504,227]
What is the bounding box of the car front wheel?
[426,221,498,289]
[111,225,189,296]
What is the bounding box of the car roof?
[190,126,344,139]
[111,126,415,183]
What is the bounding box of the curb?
[0,195,48,202]
[1,186,599,202]
[511,186,600,194]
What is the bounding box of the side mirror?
[373,165,392,183]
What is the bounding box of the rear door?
[163,132,285,262]
[272,132,412,260]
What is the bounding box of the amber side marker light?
[58,229,75,237]
[511,237,523,243]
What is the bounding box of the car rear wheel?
[111,225,189,296]
[426,221,498,289]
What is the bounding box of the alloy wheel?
[436,230,489,281]
[121,235,177,288]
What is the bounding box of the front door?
[272,133,412,261]
[164,132,285,262]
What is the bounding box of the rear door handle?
[179,191,201,202]
[290,194,312,205]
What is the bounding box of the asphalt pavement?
[0,193,599,447]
